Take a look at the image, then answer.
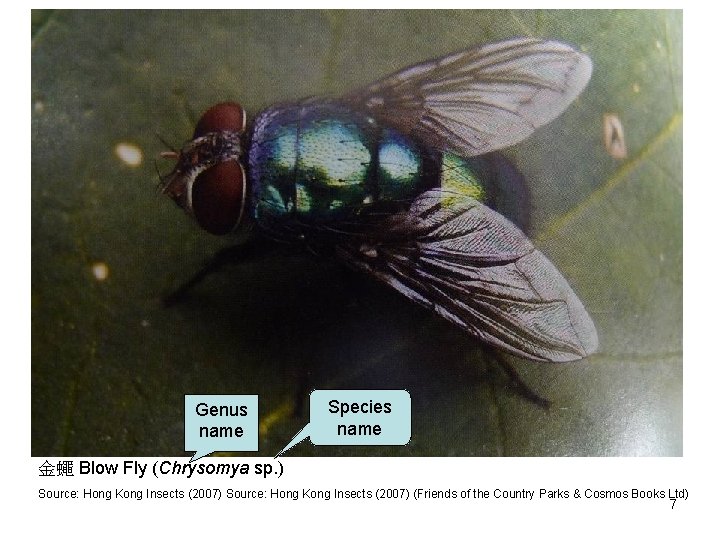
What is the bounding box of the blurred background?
[31,10,682,456]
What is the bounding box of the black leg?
[495,355,552,409]
[163,235,277,306]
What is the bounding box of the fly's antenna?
[155,133,179,160]
[154,133,181,193]
[154,159,169,193]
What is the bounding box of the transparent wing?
[335,189,598,362]
[344,37,592,156]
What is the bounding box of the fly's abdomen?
[249,103,488,234]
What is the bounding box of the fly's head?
[160,102,248,235]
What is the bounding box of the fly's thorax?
[248,102,488,236]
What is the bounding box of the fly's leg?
[163,235,277,306]
[294,369,310,418]
[495,355,551,409]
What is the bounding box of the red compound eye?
[193,102,246,138]
[191,160,246,235]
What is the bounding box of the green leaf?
[32,10,681,456]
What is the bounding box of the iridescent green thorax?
[248,103,486,236]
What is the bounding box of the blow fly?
[160,38,598,363]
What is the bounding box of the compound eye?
[191,160,246,235]
[193,102,246,138]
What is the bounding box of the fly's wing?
[344,37,592,156]
[335,189,598,362]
